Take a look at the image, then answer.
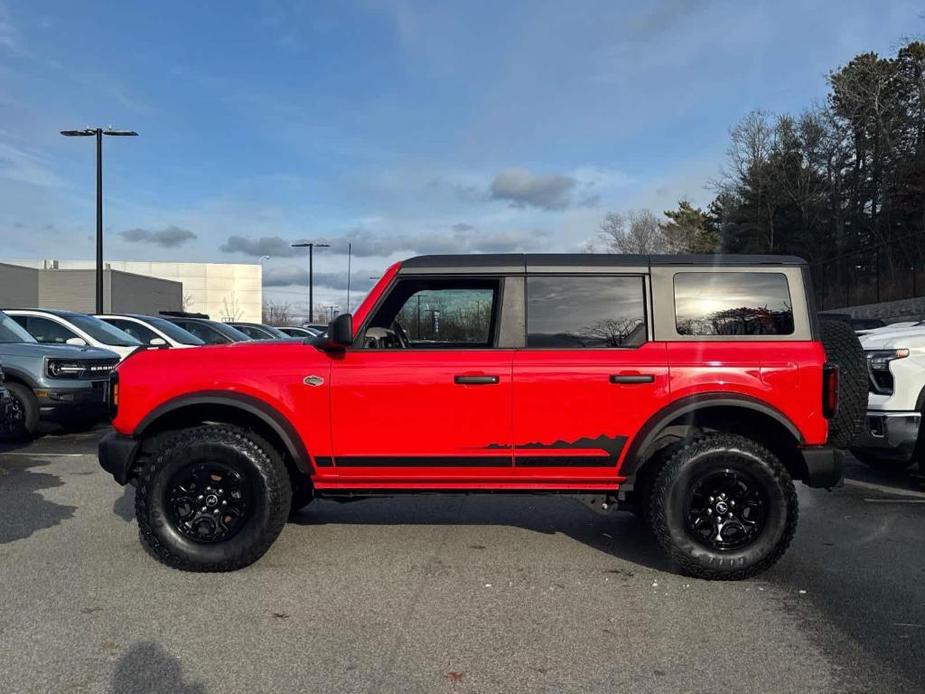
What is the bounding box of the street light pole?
[290,241,329,323]
[61,126,138,313]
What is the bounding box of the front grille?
[81,359,120,380]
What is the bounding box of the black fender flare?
[0,365,40,389]
[136,391,311,473]
[619,393,804,478]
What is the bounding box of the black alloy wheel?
[166,462,252,543]
[685,468,767,551]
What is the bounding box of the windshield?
[144,316,205,345]
[0,312,36,344]
[67,314,142,347]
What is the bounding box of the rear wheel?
[135,425,291,571]
[819,317,867,448]
[648,433,798,580]
[1,383,39,440]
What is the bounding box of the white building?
[9,260,262,322]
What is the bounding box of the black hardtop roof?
[400,253,807,272]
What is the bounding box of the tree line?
[596,40,925,285]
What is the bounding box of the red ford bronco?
[98,254,864,579]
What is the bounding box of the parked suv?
[0,311,119,438]
[8,308,142,361]
[851,323,925,471]
[98,254,863,579]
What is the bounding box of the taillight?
[822,363,839,418]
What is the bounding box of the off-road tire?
[648,433,798,580]
[820,317,867,448]
[1,382,39,440]
[135,425,291,572]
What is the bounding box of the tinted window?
[104,318,159,344]
[367,279,498,348]
[142,317,205,345]
[527,276,646,348]
[17,316,78,344]
[0,312,36,343]
[66,314,142,346]
[174,321,227,344]
[674,272,794,336]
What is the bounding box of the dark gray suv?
[0,311,120,439]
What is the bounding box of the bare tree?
[263,300,293,326]
[219,296,244,322]
[181,293,196,312]
[597,209,668,253]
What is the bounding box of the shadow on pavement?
[110,642,206,694]
[113,485,135,522]
[0,454,76,544]
[290,494,673,573]
[844,455,925,493]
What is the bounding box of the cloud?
[264,266,376,292]
[489,168,577,210]
[220,235,313,258]
[224,225,551,260]
[119,225,197,248]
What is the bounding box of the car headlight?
[46,359,85,378]
[865,348,909,372]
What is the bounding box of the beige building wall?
[0,262,40,308]
[11,260,262,321]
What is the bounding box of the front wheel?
[1,383,39,440]
[648,433,798,580]
[135,425,291,572]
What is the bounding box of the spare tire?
[820,317,867,448]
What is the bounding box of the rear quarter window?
[674,272,794,336]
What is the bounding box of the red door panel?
[511,343,670,482]
[329,350,513,481]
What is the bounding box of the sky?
[0,0,922,316]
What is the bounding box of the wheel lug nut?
[197,495,204,501]
[213,509,219,515]
[726,512,733,519]
[201,506,207,512]
[221,500,227,506]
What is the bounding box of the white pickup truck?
[853,322,925,470]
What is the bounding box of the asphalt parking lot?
[1,427,924,694]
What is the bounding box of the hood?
[0,341,120,360]
[860,326,925,351]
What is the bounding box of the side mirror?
[319,313,353,351]
[149,337,168,347]
[65,337,87,347]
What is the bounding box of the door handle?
[609,373,655,384]
[454,374,500,385]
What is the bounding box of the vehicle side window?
[175,321,223,344]
[106,319,158,344]
[526,276,646,348]
[674,272,794,336]
[17,316,79,344]
[364,279,499,348]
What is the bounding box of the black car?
[226,322,293,341]
[159,315,253,345]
